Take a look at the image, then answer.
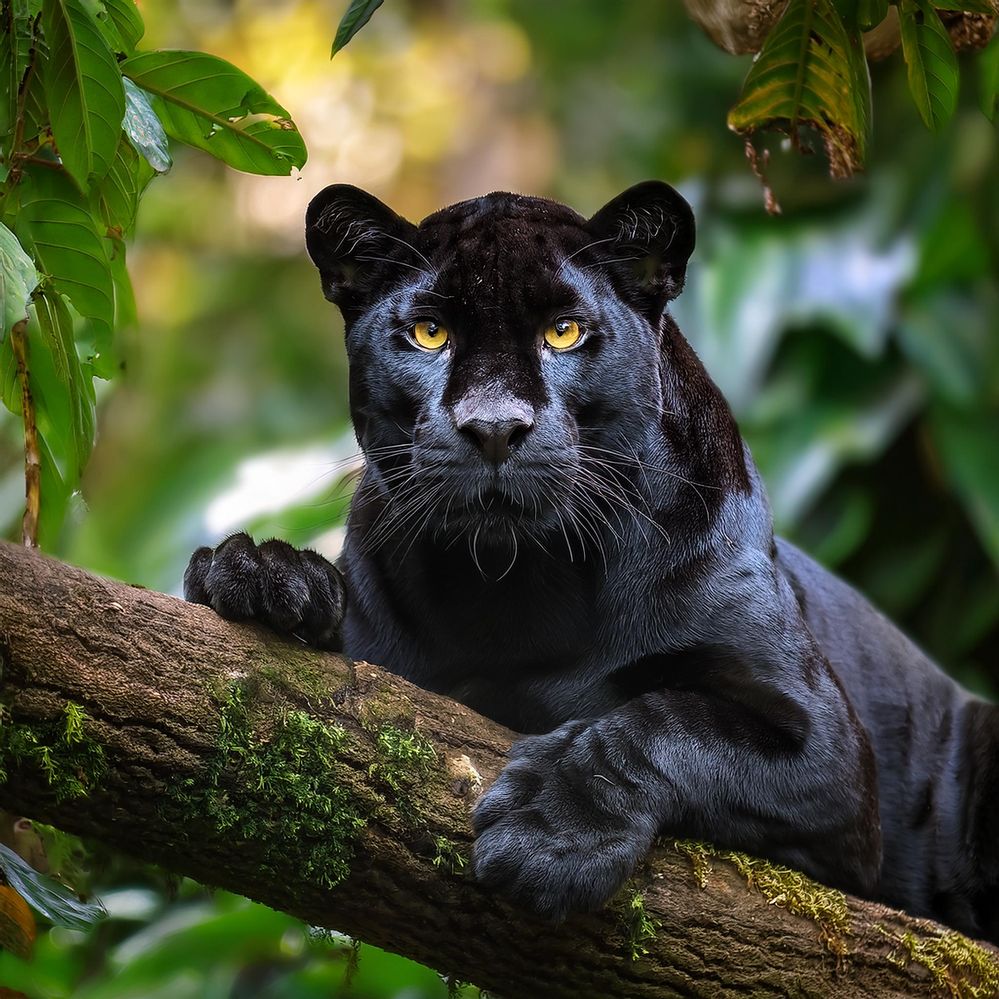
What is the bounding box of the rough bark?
[0,542,997,999]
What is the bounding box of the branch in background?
[684,0,997,183]
[683,0,996,57]
[1,542,998,997]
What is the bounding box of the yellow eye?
[543,319,582,351]
[412,321,449,351]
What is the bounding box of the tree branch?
[1,541,997,998]
[683,0,996,58]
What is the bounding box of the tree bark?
[0,542,997,999]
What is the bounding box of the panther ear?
[585,181,695,315]
[305,184,419,312]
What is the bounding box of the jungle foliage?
[0,0,997,996]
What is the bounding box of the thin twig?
[10,318,40,548]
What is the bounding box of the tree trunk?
[0,541,997,998]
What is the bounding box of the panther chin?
[428,478,577,560]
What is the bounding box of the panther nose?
[456,413,534,465]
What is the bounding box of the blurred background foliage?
[1,0,997,995]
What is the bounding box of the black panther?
[184,181,999,943]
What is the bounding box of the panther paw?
[184,532,346,650]
[471,721,656,921]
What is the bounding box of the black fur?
[186,182,999,939]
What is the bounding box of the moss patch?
[366,723,439,828]
[432,835,468,875]
[672,839,850,958]
[0,702,107,801]
[620,887,659,962]
[878,926,999,998]
[257,655,348,708]
[168,682,365,890]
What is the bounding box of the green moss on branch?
[168,681,365,889]
[878,925,999,999]
[0,701,107,802]
[672,839,850,958]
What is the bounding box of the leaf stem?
[7,13,41,185]
[10,317,40,548]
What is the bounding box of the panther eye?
[543,318,582,351]
[411,321,449,351]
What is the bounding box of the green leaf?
[0,220,39,335]
[1,3,43,158]
[857,0,889,29]
[331,0,383,56]
[927,0,995,11]
[91,133,155,237]
[899,0,959,130]
[0,843,105,931]
[121,51,308,175]
[728,0,871,177]
[93,0,144,54]
[122,77,172,172]
[108,240,136,329]
[980,32,999,120]
[41,0,126,188]
[31,286,96,480]
[898,293,997,405]
[931,406,999,568]
[0,291,95,544]
[13,165,114,372]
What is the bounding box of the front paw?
[184,533,346,650]
[471,721,656,922]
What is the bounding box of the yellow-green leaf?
[728,0,871,177]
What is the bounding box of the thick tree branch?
[0,542,997,998]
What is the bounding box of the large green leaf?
[898,0,959,130]
[331,0,383,56]
[926,0,994,10]
[898,292,997,406]
[92,0,144,54]
[728,0,871,177]
[931,406,999,568]
[857,0,889,29]
[0,291,94,544]
[122,77,172,172]
[0,220,38,335]
[41,0,126,188]
[13,165,114,372]
[31,286,96,480]
[91,133,155,237]
[980,33,999,120]
[121,51,308,175]
[1,2,44,163]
